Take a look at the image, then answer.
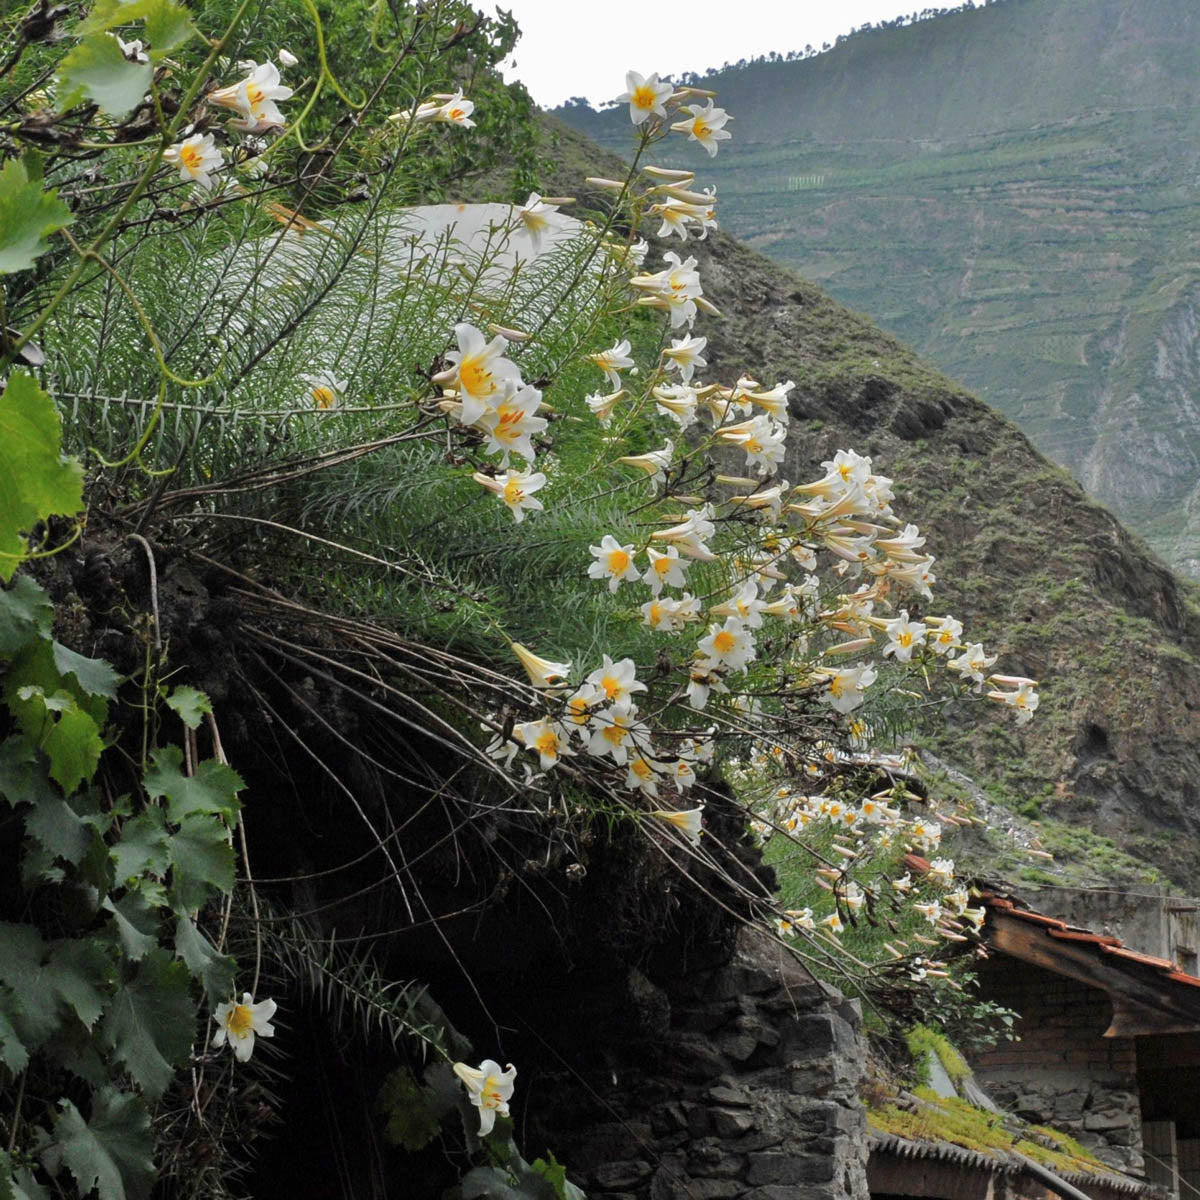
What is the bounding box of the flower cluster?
[162,54,297,193]
[416,70,1041,975]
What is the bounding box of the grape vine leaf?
[14,686,103,795]
[0,157,71,277]
[51,641,121,699]
[98,950,194,1098]
[110,807,170,882]
[174,916,236,1002]
[57,34,152,118]
[168,813,235,911]
[81,0,197,57]
[102,895,159,962]
[0,926,111,1057]
[164,685,212,730]
[0,373,84,582]
[54,1088,156,1200]
[143,745,243,823]
[0,575,53,658]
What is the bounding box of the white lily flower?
[619,70,674,125]
[472,468,547,523]
[163,133,224,191]
[642,546,690,596]
[817,664,878,714]
[434,323,522,425]
[585,655,647,713]
[946,642,998,689]
[588,535,641,592]
[662,335,707,382]
[209,61,294,132]
[649,805,702,843]
[618,439,674,487]
[514,192,568,254]
[514,717,575,770]
[585,387,625,427]
[453,1060,516,1136]
[511,643,571,691]
[670,99,733,156]
[475,384,547,464]
[925,614,964,655]
[301,368,347,409]
[588,339,634,389]
[652,383,699,429]
[212,993,276,1063]
[586,709,648,765]
[883,611,926,662]
[697,617,756,672]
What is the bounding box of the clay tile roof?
[977,889,1200,999]
[1048,929,1123,947]
[1100,945,1179,971]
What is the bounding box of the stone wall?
[534,929,869,1200]
[969,956,1143,1174]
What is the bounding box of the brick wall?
[968,957,1144,1174]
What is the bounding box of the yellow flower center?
[829,675,845,697]
[535,729,558,757]
[746,439,763,454]
[600,674,621,700]
[631,758,653,780]
[713,630,736,653]
[495,405,526,442]
[648,603,663,626]
[692,118,711,138]
[247,85,265,107]
[180,144,203,171]
[898,631,913,647]
[312,385,335,409]
[608,549,630,574]
[459,358,492,396]
[503,478,524,505]
[654,557,673,577]
[603,722,629,746]
[633,85,657,110]
[227,1004,254,1036]
[482,1078,503,1108]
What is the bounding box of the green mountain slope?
[556,0,1200,574]
[540,114,1200,886]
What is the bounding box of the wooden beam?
[989,914,1200,1036]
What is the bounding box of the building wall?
[968,957,1144,1174]
[534,928,871,1200]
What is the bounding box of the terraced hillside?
[557,0,1200,574]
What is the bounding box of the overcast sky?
[496,1,917,108]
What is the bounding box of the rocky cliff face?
[557,0,1200,575]
[541,115,1200,885]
